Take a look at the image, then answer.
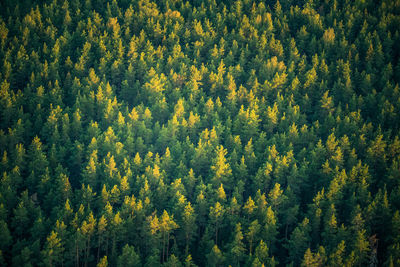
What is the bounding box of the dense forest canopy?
[0,0,400,266]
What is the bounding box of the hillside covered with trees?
[1,0,400,266]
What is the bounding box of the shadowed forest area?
[1,0,400,266]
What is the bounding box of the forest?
[0,0,400,266]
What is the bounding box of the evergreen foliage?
[0,0,400,265]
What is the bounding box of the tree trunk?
[75,238,79,267]
[162,231,166,263]
[285,223,289,240]
[112,231,116,258]
[97,235,102,263]
[105,233,109,257]
[85,235,91,267]
[215,224,218,245]
[167,232,170,261]
[61,233,64,267]
[185,233,189,256]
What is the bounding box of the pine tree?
[246,219,261,256]
[206,245,225,267]
[160,210,178,263]
[117,244,140,267]
[230,223,245,266]
[210,202,225,245]
[182,202,196,256]
[211,145,232,189]
[42,231,63,267]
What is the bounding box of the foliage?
[0,0,399,265]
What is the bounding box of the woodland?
[0,0,400,266]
